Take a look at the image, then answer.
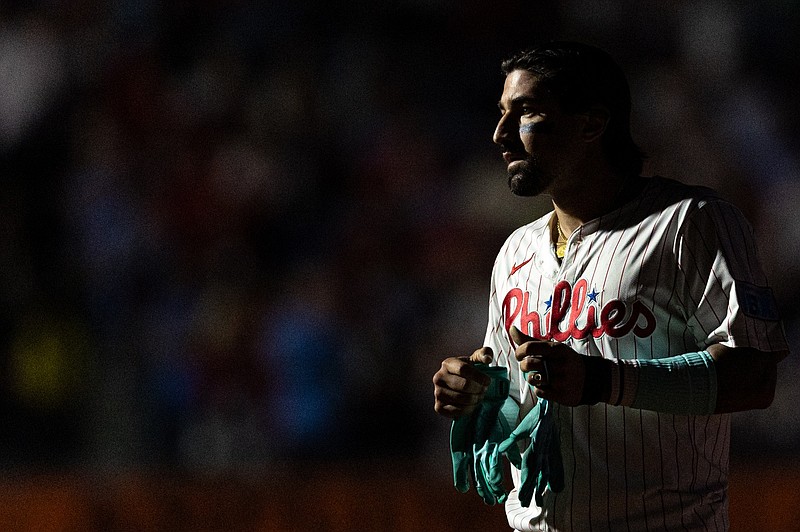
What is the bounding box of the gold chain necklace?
[556,219,568,259]
[553,176,635,261]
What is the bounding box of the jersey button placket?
[557,237,581,281]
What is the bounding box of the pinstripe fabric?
[483,176,788,531]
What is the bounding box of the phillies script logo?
[503,279,657,341]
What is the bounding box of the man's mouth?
[503,151,526,164]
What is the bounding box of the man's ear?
[580,105,610,142]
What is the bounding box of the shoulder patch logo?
[736,281,781,321]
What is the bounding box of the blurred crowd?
[1,1,797,477]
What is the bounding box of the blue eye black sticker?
[519,122,554,134]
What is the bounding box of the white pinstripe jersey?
[484,176,788,532]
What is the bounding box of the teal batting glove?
[524,398,563,507]
[498,398,564,508]
[497,399,542,468]
[473,396,520,504]
[450,364,518,505]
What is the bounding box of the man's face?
[493,70,584,197]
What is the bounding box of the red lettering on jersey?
[503,288,522,334]
[503,288,547,340]
[632,300,657,337]
[502,280,657,341]
[598,299,628,337]
[569,279,597,339]
[550,281,571,342]
[520,290,546,339]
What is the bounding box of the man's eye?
[522,110,547,121]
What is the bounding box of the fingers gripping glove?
[450,364,519,505]
[498,398,564,508]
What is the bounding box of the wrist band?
[581,356,611,405]
[608,358,622,406]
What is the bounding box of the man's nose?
[493,113,515,147]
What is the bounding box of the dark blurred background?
[0,1,798,530]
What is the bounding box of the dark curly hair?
[502,41,646,175]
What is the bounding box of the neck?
[552,170,642,235]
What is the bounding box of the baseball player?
[432,41,788,531]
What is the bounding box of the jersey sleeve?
[483,237,535,412]
[483,232,515,362]
[676,198,788,353]
[483,247,517,386]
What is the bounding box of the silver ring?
[531,361,550,387]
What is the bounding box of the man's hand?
[433,347,495,418]
[510,326,587,406]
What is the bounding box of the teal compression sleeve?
[615,351,718,415]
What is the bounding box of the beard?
[507,156,551,197]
